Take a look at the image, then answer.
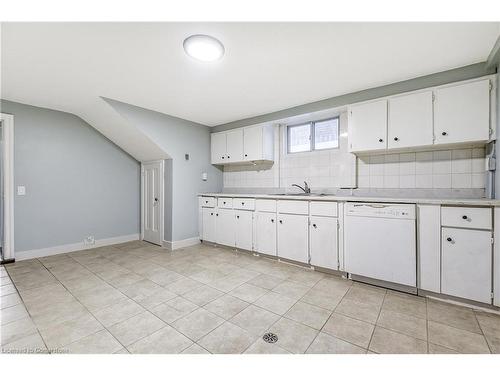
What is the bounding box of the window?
[287,117,339,153]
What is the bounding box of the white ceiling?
[1,22,499,159]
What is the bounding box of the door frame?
[0,113,15,261]
[140,160,164,246]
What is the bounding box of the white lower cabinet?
[277,214,309,263]
[216,209,235,247]
[201,207,216,242]
[235,210,253,251]
[255,212,277,256]
[441,227,492,304]
[310,216,338,270]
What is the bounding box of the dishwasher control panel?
[345,203,416,220]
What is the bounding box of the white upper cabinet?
[388,91,433,149]
[434,79,491,145]
[211,124,274,165]
[348,100,387,152]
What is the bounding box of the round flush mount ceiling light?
[183,34,225,62]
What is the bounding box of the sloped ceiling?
[1,22,499,160]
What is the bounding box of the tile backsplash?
[357,148,486,190]
[222,112,488,194]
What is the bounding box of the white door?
[441,228,492,303]
[310,216,338,270]
[243,126,262,161]
[255,212,277,256]
[277,214,309,263]
[202,207,216,242]
[142,161,163,245]
[235,210,253,250]
[348,100,387,152]
[211,133,227,164]
[216,209,235,247]
[388,91,433,149]
[226,129,244,163]
[434,79,491,145]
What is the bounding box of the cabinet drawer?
[217,198,233,209]
[233,198,255,211]
[256,199,277,212]
[310,202,338,217]
[441,207,491,230]
[277,200,309,215]
[200,197,216,208]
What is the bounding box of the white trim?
[0,113,15,260]
[15,233,140,260]
[141,160,165,246]
[162,236,200,251]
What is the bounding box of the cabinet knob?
[244,154,248,157]
[210,213,213,216]
[446,237,452,242]
[312,224,317,228]
[442,132,447,136]
[222,156,225,159]
[236,215,240,219]
[271,219,274,223]
[378,138,383,143]
[242,202,245,205]
[205,200,208,203]
[227,155,230,159]
[279,220,283,224]
[216,213,219,216]
[394,137,399,141]
[462,215,468,220]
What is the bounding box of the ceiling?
[1,22,499,159]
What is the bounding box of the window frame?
[286,116,340,154]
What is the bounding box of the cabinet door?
[243,126,263,161]
[388,91,433,149]
[348,100,387,152]
[310,217,338,270]
[434,80,490,145]
[211,133,227,164]
[277,214,309,263]
[202,207,216,242]
[226,129,244,163]
[255,212,277,256]
[441,228,492,303]
[235,210,253,251]
[216,209,235,247]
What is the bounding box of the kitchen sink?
[274,193,330,197]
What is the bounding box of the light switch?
[202,172,208,181]
[17,185,26,196]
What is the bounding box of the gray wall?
[0,100,141,253]
[104,99,223,242]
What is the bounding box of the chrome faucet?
[292,181,311,194]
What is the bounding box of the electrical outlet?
[84,235,95,246]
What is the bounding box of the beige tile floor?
[1,240,499,354]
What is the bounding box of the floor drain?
[262,332,278,344]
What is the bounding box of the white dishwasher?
[344,202,417,290]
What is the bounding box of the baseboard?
[15,234,140,260]
[162,236,200,250]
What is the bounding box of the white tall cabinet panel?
[235,210,253,251]
[388,91,433,149]
[211,132,227,164]
[255,212,277,256]
[225,129,244,163]
[202,207,216,243]
[277,214,309,263]
[310,216,338,270]
[348,100,387,152]
[441,227,492,304]
[417,205,441,293]
[216,209,235,247]
[243,126,263,161]
[434,79,491,145]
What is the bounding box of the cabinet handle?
[446,237,452,242]
[227,155,230,159]
[394,137,399,141]
[378,138,383,143]
[279,220,283,224]
[462,215,468,220]
[271,219,274,223]
[216,213,219,216]
[242,202,245,205]
[312,224,317,228]
[236,215,240,219]
[205,200,208,203]
[210,213,213,216]
[244,154,248,157]
[222,156,225,159]
[442,132,447,136]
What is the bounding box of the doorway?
[141,160,164,246]
[0,113,15,263]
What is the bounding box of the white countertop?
[198,192,500,206]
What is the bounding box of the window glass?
[287,124,311,153]
[314,118,339,150]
